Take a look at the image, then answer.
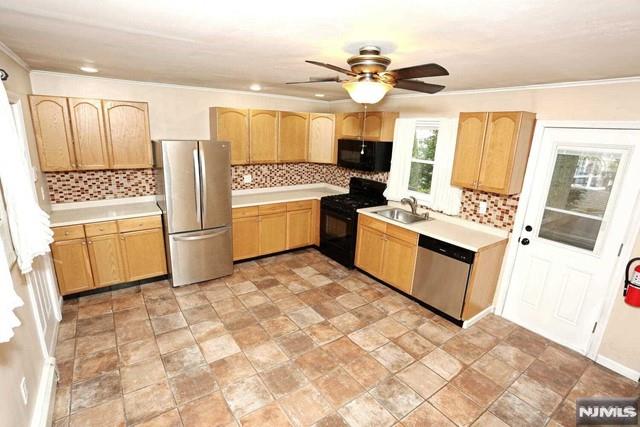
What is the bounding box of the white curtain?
[384,117,462,215]
[0,82,53,342]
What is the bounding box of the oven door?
[319,206,357,267]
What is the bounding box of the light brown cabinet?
[250,109,279,163]
[286,203,313,249]
[51,239,94,295]
[50,215,167,295]
[336,112,363,138]
[278,112,309,162]
[363,112,399,141]
[259,212,287,255]
[308,113,336,164]
[355,215,418,294]
[451,111,536,195]
[29,95,76,171]
[68,98,110,170]
[29,95,152,171]
[210,107,250,165]
[102,100,152,169]
[232,215,260,260]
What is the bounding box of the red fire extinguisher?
[624,258,640,307]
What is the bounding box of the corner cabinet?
[29,95,153,171]
[355,215,418,294]
[50,215,167,296]
[210,107,250,165]
[451,111,536,195]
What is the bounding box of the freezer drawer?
[168,226,233,286]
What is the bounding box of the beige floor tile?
[311,300,346,320]
[401,402,456,427]
[450,368,505,409]
[489,392,548,427]
[135,408,182,427]
[112,292,144,313]
[77,301,112,320]
[287,306,325,328]
[343,354,390,389]
[179,392,234,427]
[151,312,187,335]
[232,324,271,349]
[474,314,517,339]
[294,347,339,380]
[222,375,273,418]
[391,309,429,330]
[162,345,206,377]
[336,293,367,310]
[123,380,175,425]
[396,362,447,399]
[372,317,409,339]
[508,374,564,415]
[305,321,343,345]
[182,304,218,325]
[238,291,270,308]
[370,376,424,419]
[421,348,464,381]
[471,354,520,388]
[416,320,456,346]
[76,313,114,337]
[279,384,333,426]
[156,328,196,355]
[211,297,246,316]
[504,328,548,358]
[338,393,395,427]
[57,359,74,386]
[73,348,119,383]
[460,327,500,352]
[261,362,310,398]
[120,356,166,394]
[261,315,300,338]
[276,330,316,357]
[168,364,218,405]
[146,296,181,319]
[190,320,227,343]
[250,302,282,321]
[76,331,117,357]
[53,385,70,421]
[176,292,209,310]
[314,366,364,408]
[370,342,415,373]
[371,295,407,315]
[328,312,365,334]
[118,337,159,366]
[71,371,121,413]
[348,326,389,352]
[200,334,241,363]
[115,319,153,345]
[471,411,510,427]
[429,384,484,426]
[441,335,486,365]
[393,330,436,359]
[240,402,293,427]
[245,341,289,371]
[56,339,76,362]
[209,352,256,388]
[323,336,366,365]
[488,343,535,372]
[68,397,125,427]
[114,306,148,326]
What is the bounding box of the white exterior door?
[503,127,640,353]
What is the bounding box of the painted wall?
[30,71,329,141]
[0,49,48,427]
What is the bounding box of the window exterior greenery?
[408,125,438,195]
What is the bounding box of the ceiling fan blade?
[305,60,356,76]
[394,79,445,94]
[286,76,343,84]
[389,63,449,80]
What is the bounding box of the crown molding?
[29,70,332,104]
[0,41,30,71]
[329,75,640,104]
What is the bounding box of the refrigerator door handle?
[193,148,201,225]
[172,229,228,241]
[199,146,208,220]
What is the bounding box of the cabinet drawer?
[117,215,162,233]
[359,214,387,233]
[286,200,313,211]
[84,221,118,237]
[52,225,85,241]
[386,223,418,245]
[232,206,259,219]
[258,203,286,215]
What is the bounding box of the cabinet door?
[286,209,313,249]
[278,112,309,162]
[338,113,363,138]
[51,239,94,295]
[259,212,286,255]
[308,113,336,164]
[363,112,383,140]
[120,228,167,281]
[212,108,250,165]
[87,234,126,287]
[29,95,76,171]
[477,112,522,194]
[103,100,152,168]
[250,110,278,163]
[451,112,488,189]
[232,216,260,260]
[381,236,417,294]
[68,98,110,169]
[355,225,384,277]
[311,199,320,246]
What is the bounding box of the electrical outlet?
[20,377,28,405]
[478,201,488,215]
[243,174,252,184]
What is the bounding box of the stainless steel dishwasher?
[412,235,475,320]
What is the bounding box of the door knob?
[521,238,530,246]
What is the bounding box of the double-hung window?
[405,121,439,202]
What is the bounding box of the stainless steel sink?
[375,208,429,224]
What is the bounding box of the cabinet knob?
[64,231,70,235]
[88,240,93,245]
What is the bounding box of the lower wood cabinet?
[232,200,319,261]
[355,215,418,294]
[51,239,94,295]
[51,215,167,295]
[119,228,167,281]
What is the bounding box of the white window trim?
[401,119,442,206]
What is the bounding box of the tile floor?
[52,248,639,427]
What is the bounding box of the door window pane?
[539,149,621,251]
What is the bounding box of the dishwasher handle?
[418,235,475,264]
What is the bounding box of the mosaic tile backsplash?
[45,166,519,231]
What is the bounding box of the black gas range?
[319,178,387,268]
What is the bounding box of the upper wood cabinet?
[278,112,309,162]
[210,107,250,165]
[250,109,279,163]
[29,95,76,171]
[308,113,336,164]
[68,98,110,170]
[103,100,152,169]
[336,112,363,139]
[451,111,536,195]
[363,112,398,141]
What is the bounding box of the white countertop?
[232,183,346,208]
[50,196,162,227]
[357,205,508,252]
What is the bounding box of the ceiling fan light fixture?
[342,78,392,104]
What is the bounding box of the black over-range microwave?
[336,139,393,172]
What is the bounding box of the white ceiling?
[1,0,640,101]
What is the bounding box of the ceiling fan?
[287,46,449,104]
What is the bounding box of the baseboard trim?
[462,306,494,329]
[31,356,57,427]
[595,354,640,382]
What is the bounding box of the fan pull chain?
[361,104,367,155]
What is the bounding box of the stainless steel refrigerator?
[153,140,233,287]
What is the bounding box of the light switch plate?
[479,201,488,215]
[243,174,252,184]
